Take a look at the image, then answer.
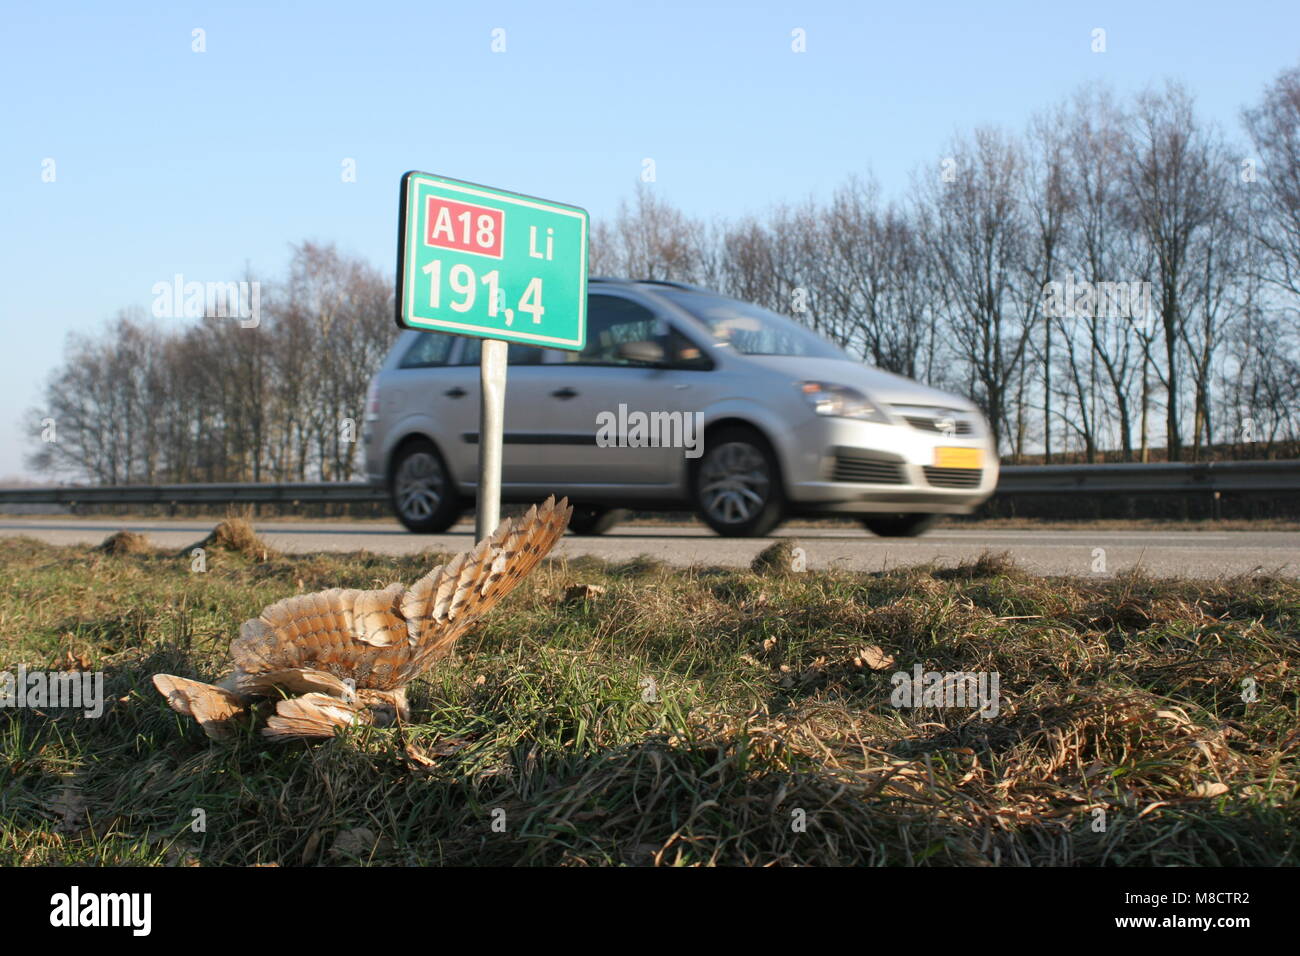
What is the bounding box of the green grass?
[1,532,1297,866]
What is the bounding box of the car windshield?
[654,289,849,360]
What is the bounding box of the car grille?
[831,455,908,484]
[904,415,974,436]
[923,466,983,488]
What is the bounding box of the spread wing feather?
[231,667,354,699]
[152,674,247,739]
[262,693,365,740]
[229,584,408,687]
[396,496,572,681]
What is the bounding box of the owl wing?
[395,495,572,682]
[225,496,571,693]
[152,674,248,739]
[232,667,355,699]
[228,582,410,690]
[262,693,367,740]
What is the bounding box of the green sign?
[396,172,588,350]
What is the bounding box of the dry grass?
[750,538,804,575]
[186,514,278,561]
[933,549,1021,581]
[0,533,1296,867]
[97,530,153,556]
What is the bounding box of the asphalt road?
[1,517,1297,579]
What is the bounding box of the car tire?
[390,438,462,533]
[693,425,785,537]
[860,513,937,537]
[568,506,630,536]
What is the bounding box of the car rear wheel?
[693,426,785,537]
[860,513,937,537]
[390,439,462,533]
[568,506,630,536]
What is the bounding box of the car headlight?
[798,381,892,423]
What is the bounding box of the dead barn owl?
[152,496,572,740]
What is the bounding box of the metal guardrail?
[996,460,1300,495]
[0,460,1296,509]
[0,481,388,507]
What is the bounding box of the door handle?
[551,387,579,400]
[444,386,467,398]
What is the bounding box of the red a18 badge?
[423,196,504,259]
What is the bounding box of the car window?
[666,325,713,370]
[399,332,454,368]
[456,338,545,366]
[560,294,660,366]
[655,289,848,360]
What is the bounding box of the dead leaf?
[48,787,88,836]
[628,843,661,866]
[561,583,607,603]
[404,736,472,770]
[854,645,895,670]
[164,843,201,866]
[1192,782,1229,798]
[300,830,323,865]
[329,827,385,861]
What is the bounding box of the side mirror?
[617,340,665,364]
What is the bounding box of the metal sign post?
[476,338,507,539]
[395,171,588,537]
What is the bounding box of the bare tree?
[1121,83,1228,461]
[1053,89,1148,461]
[1022,104,1075,460]
[916,127,1034,449]
[1243,63,1300,302]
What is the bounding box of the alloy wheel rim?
[395,452,444,521]
[699,441,770,524]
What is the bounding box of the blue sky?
[2,0,1297,478]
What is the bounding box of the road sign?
[396,172,588,540]
[396,171,589,350]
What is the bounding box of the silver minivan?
[364,279,998,537]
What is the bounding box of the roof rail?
[588,277,718,294]
[636,279,713,292]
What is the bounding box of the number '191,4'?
[421,260,544,326]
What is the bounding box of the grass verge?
[1,532,1296,866]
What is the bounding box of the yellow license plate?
[934,447,982,469]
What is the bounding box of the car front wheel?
[568,506,629,536]
[860,513,936,537]
[390,439,462,533]
[693,426,785,537]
